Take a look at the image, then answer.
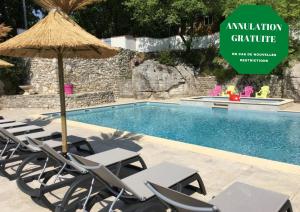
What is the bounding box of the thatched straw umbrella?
[0,9,118,154]
[0,59,14,68]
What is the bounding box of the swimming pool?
[62,103,300,165]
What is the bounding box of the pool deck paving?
[1,98,300,211]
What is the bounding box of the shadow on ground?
[92,198,167,212]
[88,130,144,153]
[22,117,57,127]
[21,116,144,153]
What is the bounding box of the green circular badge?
[220,5,289,74]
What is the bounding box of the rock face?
[132,60,215,99]
[132,60,185,99]
[284,62,300,99]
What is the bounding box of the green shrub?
[179,47,218,69]
[158,51,176,66]
[0,57,29,95]
[213,68,237,84]
[288,38,300,61]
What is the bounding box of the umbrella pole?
[57,52,68,154]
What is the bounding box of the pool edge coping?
[181,96,294,106]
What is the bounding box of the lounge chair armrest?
[26,136,43,150]
[25,137,42,152]
[145,181,217,212]
[67,153,101,170]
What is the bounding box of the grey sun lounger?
[17,137,147,211]
[68,154,206,212]
[0,129,61,154]
[0,119,15,124]
[0,128,61,156]
[0,120,16,142]
[5,125,43,136]
[0,128,91,180]
[0,121,26,142]
[146,181,293,212]
[15,131,61,143]
[0,121,28,129]
[0,128,61,179]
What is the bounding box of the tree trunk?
[179,34,192,53]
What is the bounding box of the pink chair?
[209,85,222,96]
[240,86,254,97]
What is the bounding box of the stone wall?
[29,50,135,97]
[0,91,114,109]
[27,51,218,100]
[26,48,300,102]
[118,79,134,97]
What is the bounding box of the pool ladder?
[212,103,229,110]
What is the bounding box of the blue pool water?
[64,103,300,165]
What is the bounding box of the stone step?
[212,103,229,109]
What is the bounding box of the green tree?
[73,0,134,38]
[0,57,29,95]
[223,0,300,30]
[34,0,101,14]
[124,0,224,52]
[0,0,41,36]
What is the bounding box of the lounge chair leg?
[176,183,183,192]
[83,141,95,154]
[177,173,206,195]
[74,140,95,154]
[157,199,174,211]
[0,153,30,180]
[56,175,93,212]
[122,155,147,172]
[16,153,69,197]
[115,162,122,176]
[16,153,64,197]
[16,152,46,178]
[195,173,207,195]
[84,189,112,212]
[279,200,293,212]
[138,155,147,170]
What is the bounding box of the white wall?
[102,33,220,52]
[125,36,136,50]
[192,33,220,49]
[110,36,127,49]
